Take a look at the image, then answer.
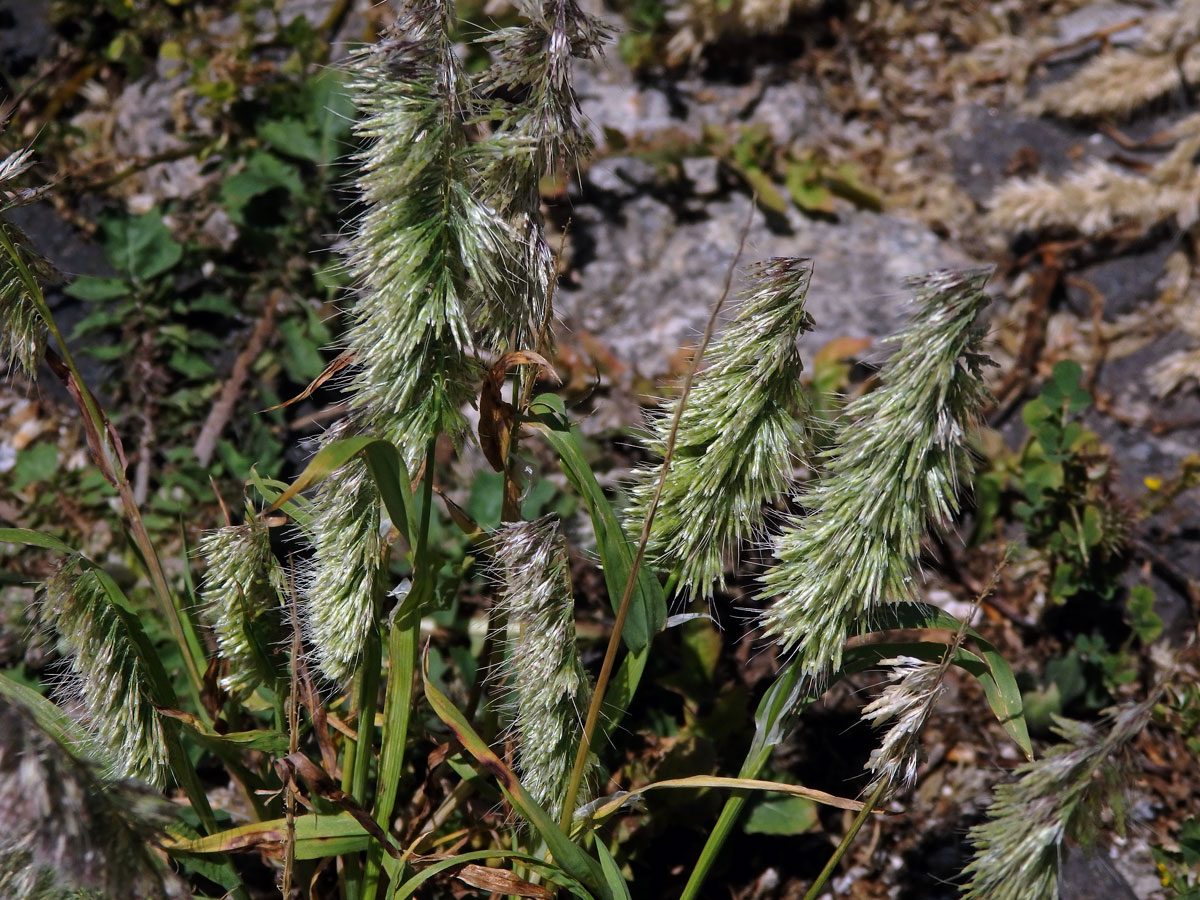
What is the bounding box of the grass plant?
[0,1,1179,898]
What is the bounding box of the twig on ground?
[194,290,280,467]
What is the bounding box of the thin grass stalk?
[362,441,434,898]
[340,627,381,900]
[557,203,754,833]
[0,227,208,709]
[680,742,774,900]
[679,659,804,900]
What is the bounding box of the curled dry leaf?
[262,349,357,412]
[478,350,560,472]
[457,864,555,899]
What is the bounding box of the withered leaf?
[478,350,559,472]
[457,864,554,899]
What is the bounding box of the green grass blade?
[422,668,611,899]
[528,393,666,653]
[386,848,593,900]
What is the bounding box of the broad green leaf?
[528,393,666,652]
[168,350,216,380]
[11,443,58,489]
[266,436,414,542]
[65,275,130,301]
[599,645,649,740]
[169,709,290,754]
[422,669,610,899]
[100,211,183,282]
[1051,359,1083,397]
[305,68,354,168]
[279,317,327,382]
[166,812,370,859]
[785,162,835,214]
[258,117,322,163]
[1127,585,1162,644]
[736,165,788,215]
[220,152,304,222]
[742,795,819,835]
[1021,397,1052,427]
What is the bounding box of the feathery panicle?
[344,0,516,462]
[481,0,607,175]
[761,269,993,684]
[492,515,596,821]
[628,257,814,598]
[961,699,1154,900]
[0,147,54,377]
[303,458,385,688]
[988,115,1200,238]
[197,513,283,697]
[477,0,608,345]
[1030,0,1200,120]
[39,562,169,787]
[0,695,183,900]
[860,656,944,798]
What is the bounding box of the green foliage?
[4,4,1184,900]
[1010,360,1130,603]
[1153,817,1200,899]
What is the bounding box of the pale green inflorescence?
[478,0,608,343]
[961,700,1153,900]
[860,656,944,798]
[303,0,603,689]
[493,515,597,821]
[628,257,815,599]
[761,268,993,682]
[0,147,51,377]
[0,695,183,900]
[343,0,519,465]
[303,458,386,688]
[40,563,170,788]
[197,514,283,697]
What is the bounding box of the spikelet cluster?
[39,562,169,787]
[961,699,1154,900]
[0,147,52,377]
[197,513,283,697]
[343,0,515,462]
[988,114,1200,238]
[0,695,183,900]
[760,269,993,684]
[627,257,815,599]
[303,459,385,688]
[860,656,944,798]
[478,0,608,344]
[492,515,596,821]
[1031,0,1200,120]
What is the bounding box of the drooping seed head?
[628,257,815,599]
[761,268,993,685]
[491,515,596,821]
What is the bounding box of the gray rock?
[1053,3,1147,55]
[1058,845,1139,900]
[682,156,721,196]
[557,189,975,380]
